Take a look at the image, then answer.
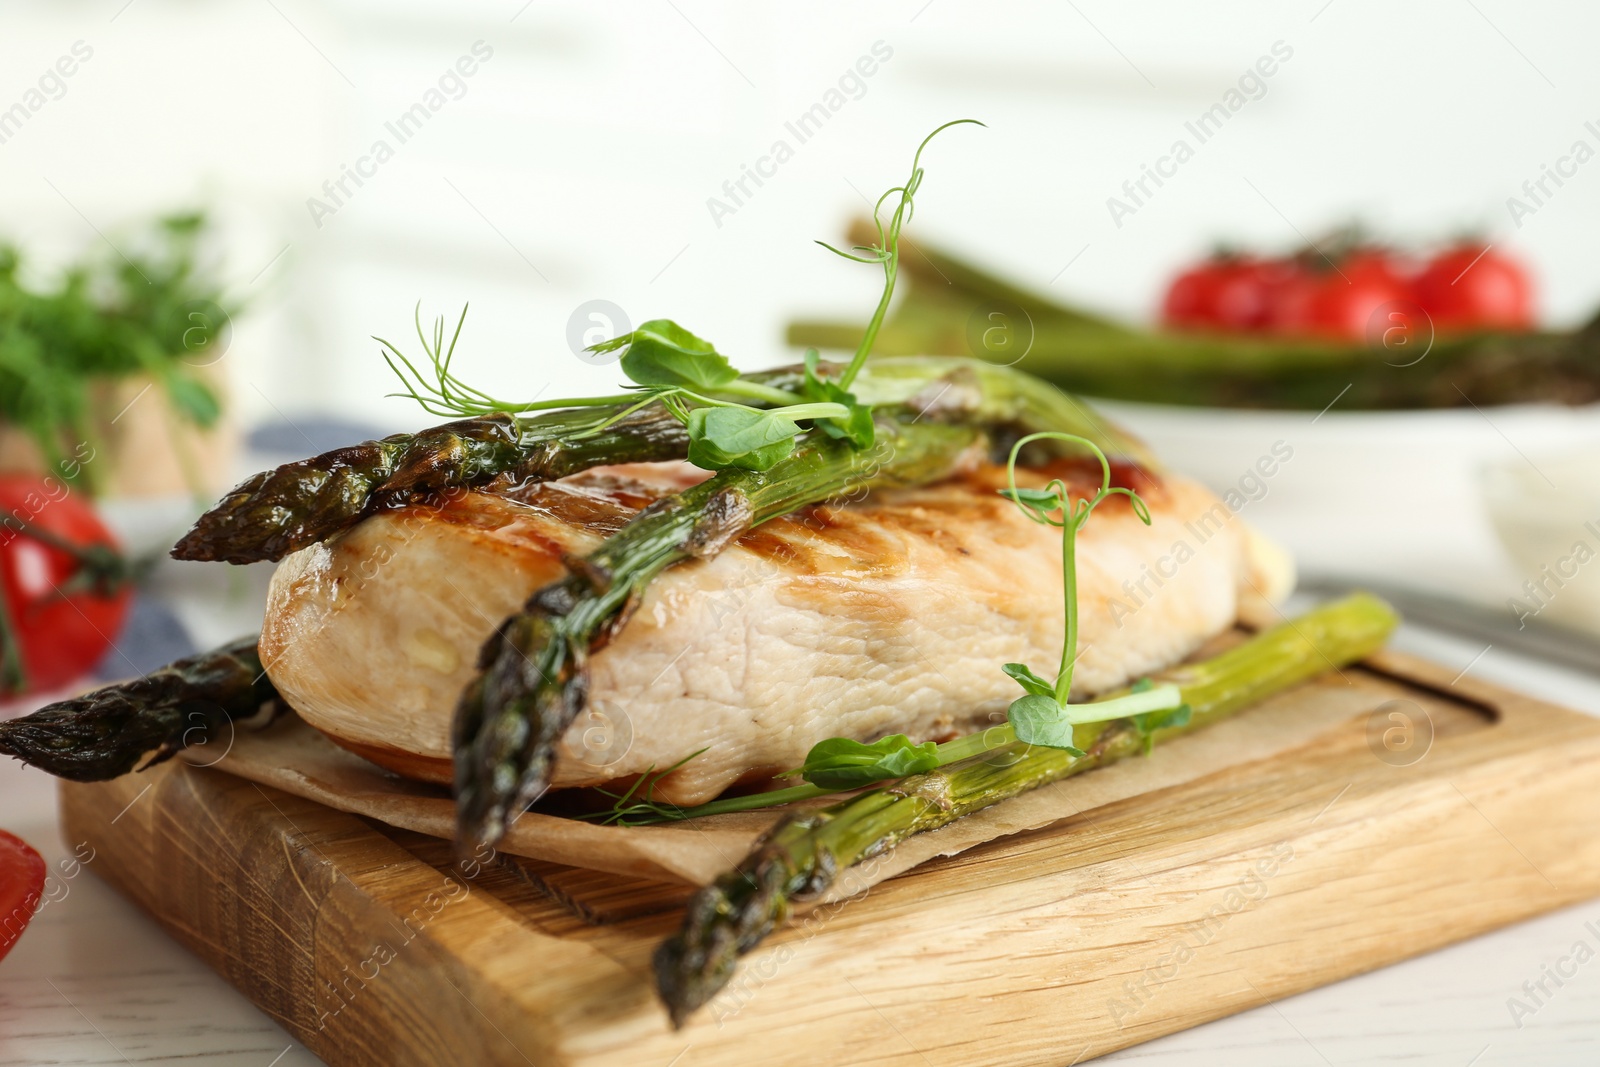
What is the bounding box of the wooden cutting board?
[57,646,1600,1067]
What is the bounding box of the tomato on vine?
[1270,260,1413,343]
[1414,243,1534,334]
[0,476,133,697]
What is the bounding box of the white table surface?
[3,581,1600,1066]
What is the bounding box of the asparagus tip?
[651,884,747,1029]
[452,786,510,860]
[652,836,805,1026]
[0,693,161,782]
[450,611,580,852]
[169,525,232,563]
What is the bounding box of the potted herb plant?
[0,212,238,500]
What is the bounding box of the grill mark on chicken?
[262,457,1291,806]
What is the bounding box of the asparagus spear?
[865,291,1600,410]
[170,405,692,565]
[168,347,1141,568]
[0,636,281,781]
[0,357,1138,803]
[453,414,986,851]
[451,358,1151,852]
[849,356,1153,468]
[788,226,1600,410]
[840,217,1126,334]
[653,593,1398,1025]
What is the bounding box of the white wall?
[3,0,1597,430]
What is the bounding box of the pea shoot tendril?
[378,121,985,473]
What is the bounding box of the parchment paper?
[186,670,1384,889]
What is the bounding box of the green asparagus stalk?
[653,593,1398,1025]
[453,414,986,852]
[170,405,693,565]
[789,225,1600,410]
[0,636,280,781]
[842,217,1124,334]
[170,344,1155,568]
[850,356,1154,468]
[810,292,1600,410]
[451,358,1152,852]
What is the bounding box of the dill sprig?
[377,303,633,419]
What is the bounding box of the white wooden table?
[3,614,1598,1066]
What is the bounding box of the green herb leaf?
[1132,702,1192,753]
[1001,662,1056,699]
[794,734,942,790]
[685,406,800,471]
[1006,694,1085,754]
[999,431,1159,720]
[999,486,1064,523]
[593,320,739,391]
[163,374,221,428]
[1133,702,1192,735]
[801,351,875,449]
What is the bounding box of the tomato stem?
[0,572,28,697]
[0,515,131,596]
[0,511,133,696]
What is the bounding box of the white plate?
[1093,398,1600,610]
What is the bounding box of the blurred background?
[5,0,1600,696]
[9,5,1600,1063]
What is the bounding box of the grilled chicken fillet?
[261,457,1292,804]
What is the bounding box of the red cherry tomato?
[1165,255,1307,334]
[1200,259,1258,332]
[1211,256,1303,333]
[1271,259,1414,343]
[0,830,46,962]
[1160,261,1227,331]
[1414,244,1534,334]
[0,476,132,696]
[1341,247,1411,289]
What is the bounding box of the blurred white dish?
[1482,447,1600,634]
[1092,398,1600,607]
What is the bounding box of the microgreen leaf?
[1006,694,1085,754]
[1000,431,1158,709]
[595,319,739,391]
[801,350,875,449]
[793,734,942,789]
[685,406,800,471]
[1133,702,1192,753]
[1001,662,1056,699]
[1133,703,1192,735]
[999,486,1065,523]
